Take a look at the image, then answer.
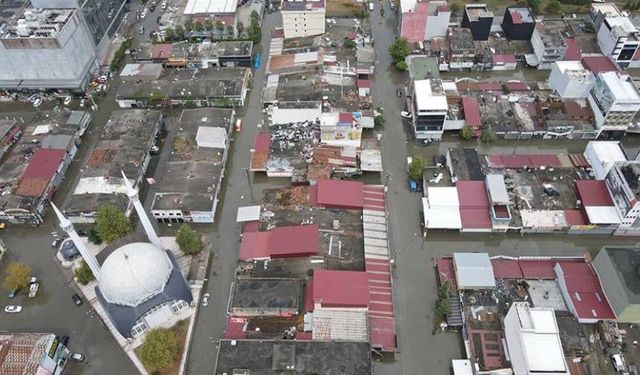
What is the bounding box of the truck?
[28,277,39,298]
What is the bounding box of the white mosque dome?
[99,242,174,307]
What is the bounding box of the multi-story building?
[411,79,447,140]
[593,246,640,322]
[501,7,536,41]
[400,0,450,43]
[281,0,325,38]
[425,1,451,40]
[548,61,595,99]
[0,333,71,374]
[587,71,640,139]
[594,8,640,69]
[461,4,493,41]
[448,27,475,70]
[530,24,567,69]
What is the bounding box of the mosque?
[53,172,193,339]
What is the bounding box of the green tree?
[546,0,561,14]
[149,90,167,105]
[408,156,426,181]
[216,20,224,33]
[388,37,410,63]
[3,262,31,292]
[226,25,234,38]
[480,123,497,143]
[374,114,385,127]
[164,27,175,42]
[74,261,95,285]
[176,224,203,255]
[527,0,541,13]
[175,25,185,40]
[184,18,193,31]
[395,60,408,71]
[193,20,203,32]
[449,2,461,16]
[204,19,214,35]
[343,39,357,49]
[95,204,132,243]
[461,123,475,140]
[138,328,180,373]
[434,281,451,318]
[236,21,244,36]
[87,228,102,244]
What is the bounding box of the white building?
[504,302,569,375]
[0,8,98,89]
[548,61,595,99]
[584,141,627,180]
[530,24,568,69]
[587,71,640,138]
[281,0,325,38]
[411,79,447,140]
[425,1,451,40]
[592,3,640,69]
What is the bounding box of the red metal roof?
[575,180,614,207]
[313,270,369,308]
[460,209,492,229]
[528,154,562,167]
[436,257,457,290]
[511,10,522,24]
[254,133,271,151]
[477,82,503,92]
[569,154,590,168]
[462,97,481,128]
[581,56,618,75]
[339,112,353,123]
[151,44,172,59]
[369,316,397,351]
[357,79,371,89]
[316,179,364,209]
[296,331,312,340]
[564,209,587,226]
[223,317,247,339]
[504,81,529,91]
[492,54,517,64]
[518,260,557,279]
[487,154,562,169]
[269,224,319,258]
[304,281,314,312]
[564,38,582,61]
[457,181,489,208]
[21,149,66,180]
[491,258,523,279]
[238,232,270,260]
[242,221,260,233]
[556,261,615,320]
[400,2,428,43]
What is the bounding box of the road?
[184,9,278,375]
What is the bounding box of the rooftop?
[414,79,447,111]
[281,0,325,11]
[449,27,475,52]
[168,40,253,60]
[581,55,619,75]
[407,55,440,81]
[215,340,371,375]
[0,333,55,374]
[598,72,640,102]
[316,179,364,209]
[536,24,567,49]
[598,247,640,304]
[0,8,75,39]
[465,4,493,21]
[453,252,496,289]
[184,0,238,14]
[239,224,320,260]
[231,278,303,312]
[507,7,534,24]
[151,108,233,213]
[313,269,369,308]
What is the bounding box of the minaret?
[121,171,163,249]
[51,203,101,280]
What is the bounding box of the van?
[368,2,374,11]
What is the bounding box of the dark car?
[72,293,83,306]
[60,336,69,346]
[396,88,403,97]
[149,4,156,11]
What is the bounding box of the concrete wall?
[503,305,527,375]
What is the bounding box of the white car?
[400,111,412,119]
[32,98,43,108]
[63,96,72,106]
[79,98,85,108]
[202,292,210,307]
[70,353,85,362]
[4,305,22,313]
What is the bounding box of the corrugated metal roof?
[575,180,614,206]
[453,253,496,289]
[269,224,319,258]
[486,174,509,204]
[461,97,481,128]
[313,270,369,308]
[317,179,364,209]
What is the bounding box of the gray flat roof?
[602,247,640,304]
[453,252,496,289]
[151,108,233,213]
[215,340,372,375]
[231,278,303,311]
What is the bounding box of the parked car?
[32,98,43,108]
[70,353,85,362]
[4,305,22,313]
[396,88,403,97]
[60,336,69,346]
[51,238,62,248]
[202,292,210,307]
[139,26,145,35]
[79,98,85,108]
[7,290,17,298]
[400,111,412,119]
[63,96,72,106]
[72,293,83,306]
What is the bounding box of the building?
[115,67,251,108]
[603,162,640,235]
[461,4,493,41]
[584,141,627,180]
[0,8,98,89]
[63,110,163,223]
[501,7,536,41]
[230,278,303,317]
[591,3,640,69]
[0,333,70,375]
[150,108,234,223]
[587,71,640,138]
[54,176,193,339]
[184,0,239,15]
[530,24,568,69]
[580,55,619,75]
[593,247,640,322]
[425,1,451,40]
[281,0,325,38]
[486,174,512,230]
[411,79,447,140]
[548,61,595,99]
[452,252,495,289]
[503,302,569,375]
[0,111,91,224]
[400,0,450,43]
[137,41,254,68]
[492,54,517,70]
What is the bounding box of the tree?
[526,0,541,13]
[216,20,224,34]
[546,0,561,14]
[176,224,203,255]
[236,21,244,36]
[75,261,95,285]
[138,328,180,373]
[395,60,408,71]
[449,2,461,16]
[95,204,132,243]
[226,25,234,38]
[149,90,167,105]
[408,156,426,181]
[388,37,410,63]
[164,27,175,42]
[184,18,193,31]
[434,281,451,318]
[480,124,497,143]
[460,124,475,140]
[374,114,385,127]
[175,25,185,40]
[343,39,357,49]
[3,262,31,292]
[87,228,102,244]
[193,20,203,32]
